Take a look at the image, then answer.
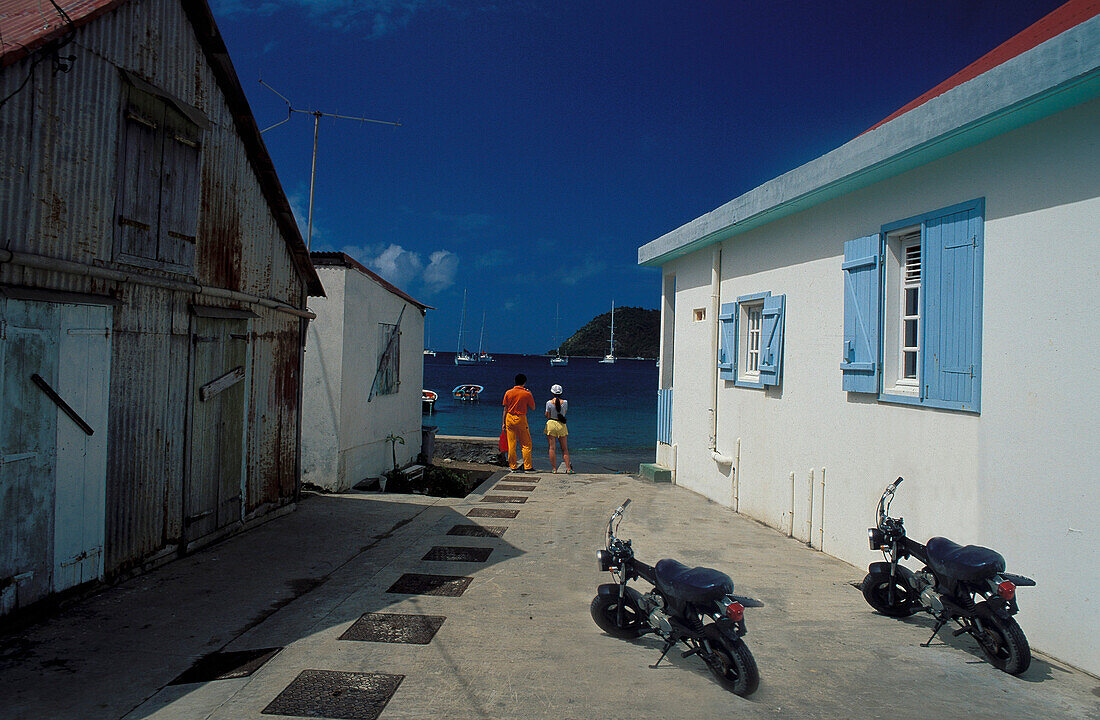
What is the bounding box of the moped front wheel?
[702,624,759,697]
[590,593,644,639]
[973,603,1031,675]
[861,571,919,617]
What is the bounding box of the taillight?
[725,601,745,622]
[997,580,1016,601]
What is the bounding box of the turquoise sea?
[423,352,658,472]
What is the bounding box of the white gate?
[0,298,110,605]
[52,305,111,591]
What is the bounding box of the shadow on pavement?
[0,492,523,720]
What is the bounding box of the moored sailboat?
[550,303,568,366]
[598,300,616,364]
[455,290,477,365]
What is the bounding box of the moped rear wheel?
[861,571,919,617]
[973,604,1031,675]
[590,593,644,639]
[702,624,759,697]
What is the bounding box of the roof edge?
[639,13,1100,267]
[310,252,432,311]
[180,0,324,296]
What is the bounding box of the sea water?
[423,352,658,472]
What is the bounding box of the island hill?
[551,306,659,359]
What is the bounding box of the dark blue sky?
[212,0,1065,354]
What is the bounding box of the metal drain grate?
[338,613,446,644]
[386,573,473,597]
[422,546,493,562]
[480,494,527,504]
[447,524,507,537]
[170,647,282,684]
[261,669,403,719]
[495,483,536,491]
[467,508,519,519]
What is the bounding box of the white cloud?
[371,244,424,288]
[336,243,457,294]
[212,0,446,37]
[423,250,458,291]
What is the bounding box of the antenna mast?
[258,80,401,250]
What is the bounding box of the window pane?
[904,319,918,348]
[905,288,918,316]
[904,351,916,379]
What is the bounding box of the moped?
[863,477,1035,674]
[590,499,762,696]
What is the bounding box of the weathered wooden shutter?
[718,302,736,381]
[841,235,882,393]
[158,107,201,268]
[116,92,164,261]
[758,294,785,386]
[921,202,983,411]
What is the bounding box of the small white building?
[302,252,429,491]
[639,5,1099,674]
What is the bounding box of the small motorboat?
[422,389,438,414]
[452,384,484,402]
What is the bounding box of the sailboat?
[550,303,568,366]
[423,317,436,357]
[475,312,494,363]
[455,290,477,365]
[599,300,616,364]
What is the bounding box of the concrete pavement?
[1,470,1097,719]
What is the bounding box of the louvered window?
[115,84,203,272]
[722,291,785,389]
[376,323,400,395]
[844,199,984,412]
[901,237,921,383]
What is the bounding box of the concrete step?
[638,462,671,483]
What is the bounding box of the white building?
[639,5,1099,674]
[302,253,429,491]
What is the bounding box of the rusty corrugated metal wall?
[0,0,308,584]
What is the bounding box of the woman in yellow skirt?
[545,384,573,473]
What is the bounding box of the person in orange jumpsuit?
[502,373,535,472]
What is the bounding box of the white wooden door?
[0,299,58,611]
[52,305,111,591]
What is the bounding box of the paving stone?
[480,494,527,504]
[170,647,282,684]
[261,669,403,719]
[467,508,520,518]
[385,573,473,597]
[447,524,507,537]
[338,613,445,644]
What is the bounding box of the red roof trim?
[1,0,129,68]
[310,252,432,311]
[864,0,1100,135]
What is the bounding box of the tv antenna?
[258,79,401,250]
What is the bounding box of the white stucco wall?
[660,98,1100,674]
[339,269,424,488]
[301,268,345,489]
[301,265,425,491]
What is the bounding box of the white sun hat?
[550,384,563,395]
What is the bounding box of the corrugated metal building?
[0,0,325,615]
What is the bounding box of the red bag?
[498,427,508,453]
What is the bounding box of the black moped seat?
[654,558,732,604]
[925,536,1005,583]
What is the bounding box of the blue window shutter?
[921,203,983,411]
[718,302,736,381]
[758,294,785,386]
[841,235,882,393]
